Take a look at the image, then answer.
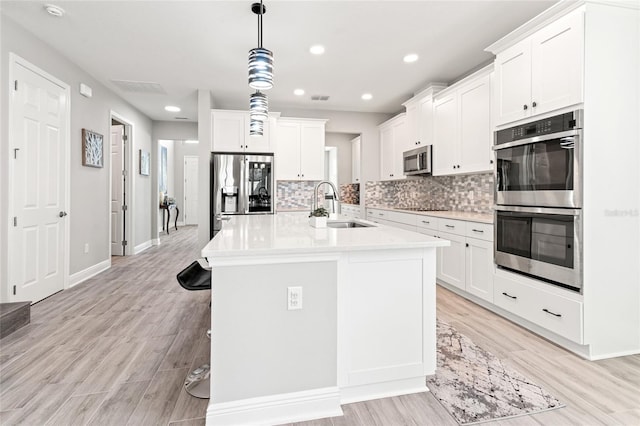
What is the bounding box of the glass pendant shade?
[249,91,268,122]
[249,118,264,137]
[248,47,274,90]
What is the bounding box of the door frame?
[183,154,199,225]
[6,53,71,302]
[109,111,134,256]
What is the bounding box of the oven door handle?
[493,129,581,150]
[495,205,582,216]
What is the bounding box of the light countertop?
[202,213,449,258]
[368,206,493,224]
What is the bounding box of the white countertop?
[202,213,449,258]
[368,206,493,224]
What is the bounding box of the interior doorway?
[183,155,199,225]
[109,113,133,256]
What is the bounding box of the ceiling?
[1,1,558,122]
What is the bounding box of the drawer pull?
[502,292,517,300]
[542,308,562,318]
[422,220,430,224]
[445,224,455,228]
[472,229,484,233]
[378,213,384,216]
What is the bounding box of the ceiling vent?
[311,95,330,101]
[110,80,166,94]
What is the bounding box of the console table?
[160,203,179,234]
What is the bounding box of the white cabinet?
[378,114,406,181]
[433,66,493,176]
[341,204,362,219]
[437,231,466,290]
[351,136,361,184]
[493,9,584,126]
[211,110,274,153]
[403,84,446,152]
[275,118,326,181]
[465,238,494,302]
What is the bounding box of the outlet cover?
[287,286,302,310]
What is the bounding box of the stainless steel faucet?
[313,181,341,215]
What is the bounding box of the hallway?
[0,226,210,425]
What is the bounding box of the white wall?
[1,15,153,300]
[325,132,358,185]
[197,90,214,249]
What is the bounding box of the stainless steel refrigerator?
[210,153,274,237]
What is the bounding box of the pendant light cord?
[258,0,263,47]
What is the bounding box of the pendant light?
[248,1,273,90]
[249,91,268,122]
[249,118,264,137]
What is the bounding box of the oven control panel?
[495,110,582,145]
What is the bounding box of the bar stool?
[177,259,212,399]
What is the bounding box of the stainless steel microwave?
[403,145,432,176]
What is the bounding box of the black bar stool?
[177,259,211,399]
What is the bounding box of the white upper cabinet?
[433,66,493,176]
[378,114,406,181]
[275,118,326,181]
[211,110,274,153]
[403,84,446,152]
[493,9,584,126]
[351,136,361,184]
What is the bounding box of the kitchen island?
[201,213,449,425]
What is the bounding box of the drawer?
[493,273,583,344]
[386,210,418,226]
[438,218,465,236]
[465,222,493,241]
[416,215,439,231]
[528,290,583,343]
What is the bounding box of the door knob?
[59,211,68,217]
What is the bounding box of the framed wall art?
[139,150,150,176]
[81,129,104,168]
[159,146,167,193]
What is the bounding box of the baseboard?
[340,376,428,405]
[151,238,160,246]
[68,259,111,288]
[134,240,152,254]
[206,387,342,426]
[588,348,640,361]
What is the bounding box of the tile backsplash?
[277,181,359,211]
[340,183,360,205]
[365,173,494,213]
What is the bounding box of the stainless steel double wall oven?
[493,110,583,292]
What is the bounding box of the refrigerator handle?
[239,155,249,214]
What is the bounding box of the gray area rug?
[427,321,564,425]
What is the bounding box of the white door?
[183,156,199,225]
[111,125,124,255]
[9,59,69,303]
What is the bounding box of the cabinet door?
[495,40,532,126]
[300,123,325,180]
[417,97,434,147]
[531,9,584,116]
[275,122,301,180]
[433,94,458,176]
[465,237,494,303]
[379,125,395,181]
[458,74,493,174]
[351,136,361,183]
[244,116,273,153]
[212,111,245,152]
[392,120,408,179]
[437,231,466,290]
[404,101,419,150]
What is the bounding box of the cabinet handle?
[532,101,537,108]
[445,224,454,228]
[502,292,517,300]
[523,104,528,110]
[452,165,455,169]
[390,174,394,177]
[422,220,430,224]
[490,160,494,164]
[465,243,469,247]
[297,174,300,177]
[301,174,304,177]
[542,308,562,318]
[378,213,384,216]
[471,229,484,233]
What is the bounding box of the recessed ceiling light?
[294,89,305,96]
[310,45,325,55]
[164,105,181,112]
[44,4,65,17]
[185,140,199,144]
[403,53,419,63]
[361,93,373,101]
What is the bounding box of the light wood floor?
[2,226,639,425]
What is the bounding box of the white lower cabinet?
[465,238,494,302]
[341,204,362,219]
[437,231,466,290]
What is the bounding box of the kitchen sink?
[327,221,373,228]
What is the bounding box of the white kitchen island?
[201,213,449,425]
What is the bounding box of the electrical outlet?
[287,286,302,310]
[84,243,89,254]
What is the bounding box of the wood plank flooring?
[0,226,209,425]
[2,225,639,425]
